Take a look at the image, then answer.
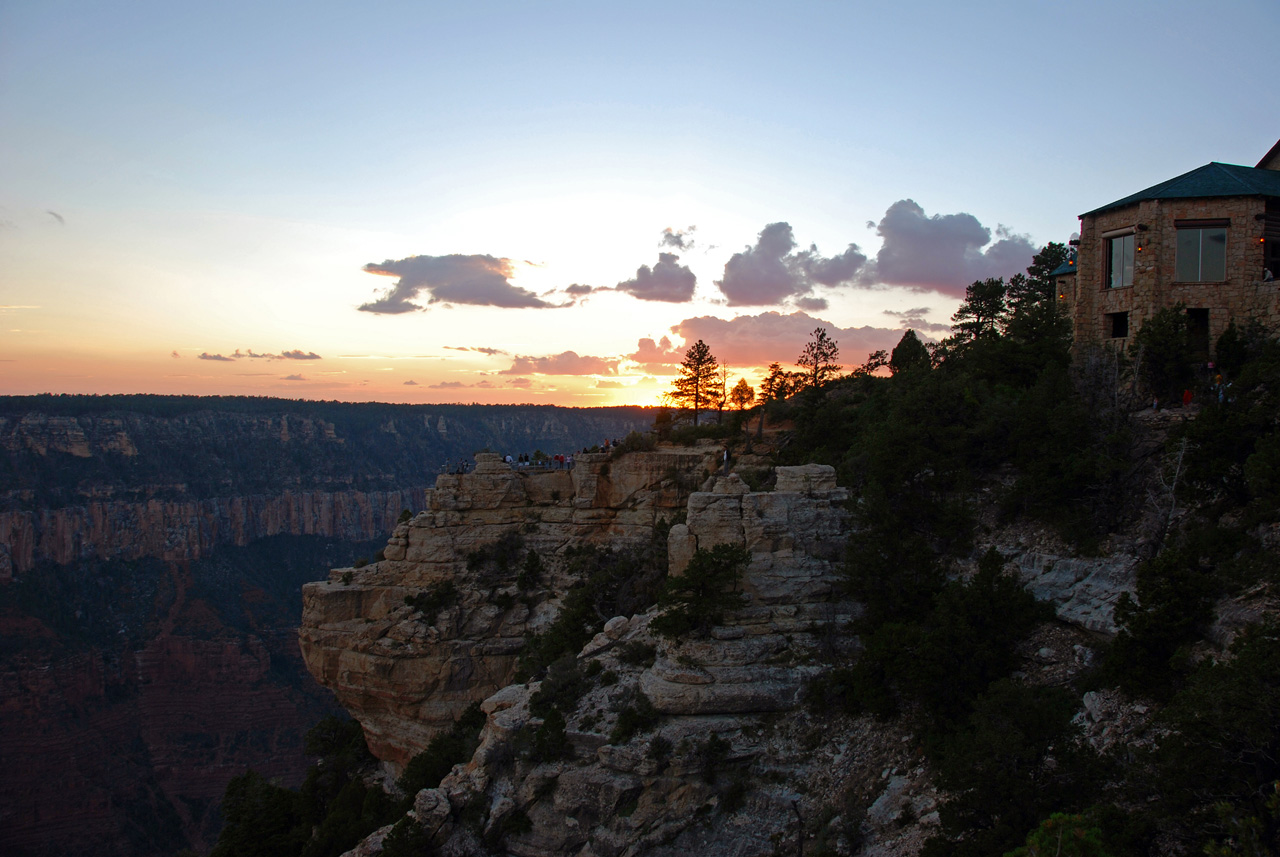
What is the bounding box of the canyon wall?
[0,396,652,857]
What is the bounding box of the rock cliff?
[299,449,716,766]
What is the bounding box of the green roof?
[1050,257,1077,277]
[1082,162,1280,217]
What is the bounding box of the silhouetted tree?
[668,340,720,426]
[797,327,841,389]
[889,329,932,375]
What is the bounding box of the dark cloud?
[860,200,1036,298]
[198,348,321,362]
[669,311,913,369]
[500,351,619,376]
[565,284,595,296]
[359,254,556,313]
[429,380,468,389]
[805,243,869,286]
[794,296,828,311]
[444,345,508,356]
[198,352,234,362]
[282,374,306,381]
[660,226,697,251]
[403,380,419,385]
[626,335,683,370]
[616,252,697,303]
[716,223,868,306]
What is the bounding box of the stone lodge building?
[1061,139,1280,355]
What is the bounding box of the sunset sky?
[2,0,1276,406]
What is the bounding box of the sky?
[2,0,1277,407]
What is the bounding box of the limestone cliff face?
[298,450,716,766]
[316,460,867,857]
[0,488,428,581]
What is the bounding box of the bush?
[397,703,486,797]
[404,580,459,624]
[610,691,659,744]
[650,543,749,638]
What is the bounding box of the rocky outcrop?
[1009,550,1138,634]
[299,449,716,767]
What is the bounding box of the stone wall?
[1073,195,1278,348]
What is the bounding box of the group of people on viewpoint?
[442,439,628,475]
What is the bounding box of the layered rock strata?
[299,449,715,766]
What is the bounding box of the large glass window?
[1176,227,1227,282]
[1108,234,1135,288]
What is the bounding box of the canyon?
[0,397,650,857]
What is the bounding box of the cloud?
[596,380,624,389]
[660,226,697,251]
[170,350,180,359]
[668,311,913,369]
[403,379,419,385]
[508,377,533,388]
[564,284,595,296]
[428,380,468,389]
[197,348,322,362]
[282,374,306,381]
[443,345,508,356]
[500,351,619,376]
[883,307,952,333]
[198,352,235,362]
[616,252,697,303]
[794,296,828,311]
[860,200,1036,298]
[46,210,64,225]
[475,380,494,388]
[716,223,868,306]
[359,254,556,313]
[626,335,684,370]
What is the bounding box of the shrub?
[397,703,486,797]
[609,691,658,744]
[404,580,459,624]
[650,543,749,638]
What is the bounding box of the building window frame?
[1175,219,1229,283]
[1102,227,1136,289]
[1105,311,1129,339]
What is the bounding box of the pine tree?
[669,340,720,426]
[797,327,841,390]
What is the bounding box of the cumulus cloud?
[359,254,557,313]
[668,311,913,370]
[403,380,419,385]
[860,200,1036,298]
[627,335,684,370]
[282,374,306,381]
[565,284,595,296]
[660,226,697,251]
[794,296,828,312]
[500,351,619,376]
[716,223,868,306]
[198,352,234,362]
[508,377,533,388]
[429,380,468,389]
[616,252,697,303]
[279,349,322,360]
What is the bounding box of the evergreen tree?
[668,340,720,426]
[797,327,841,389]
[889,329,931,374]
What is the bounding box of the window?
[1106,311,1129,339]
[1176,224,1227,282]
[1107,233,1135,288]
